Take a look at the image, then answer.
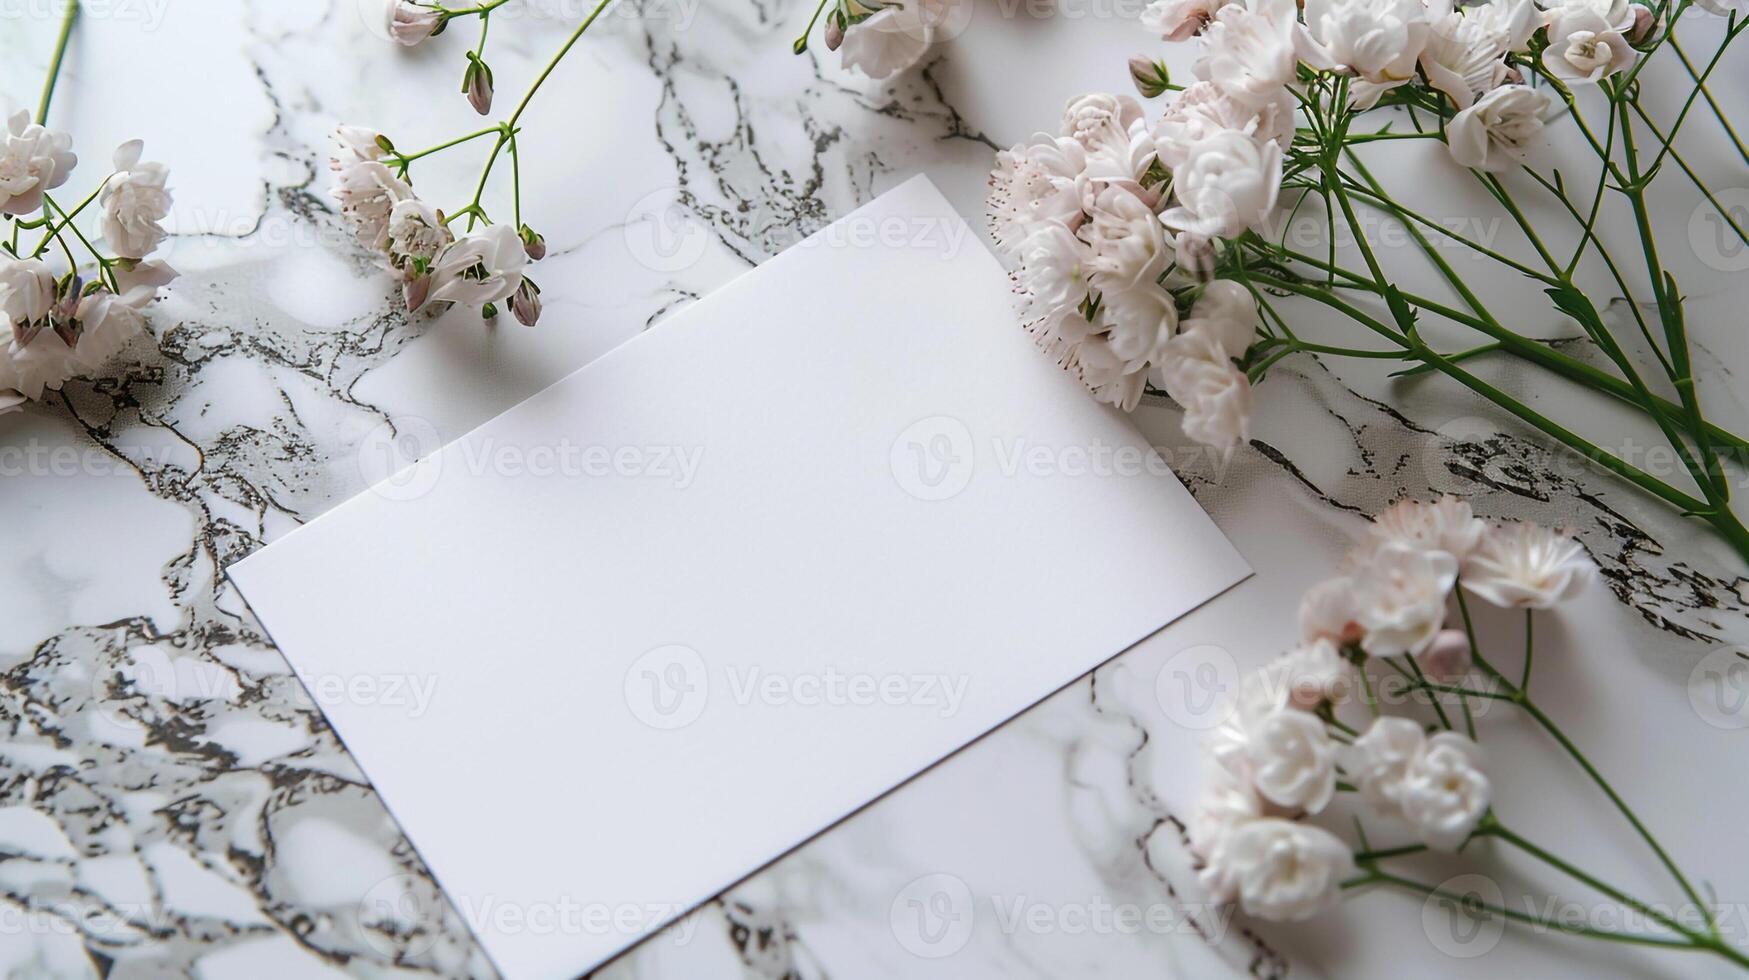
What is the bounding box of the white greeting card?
[228,175,1250,979]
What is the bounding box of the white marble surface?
[2,1,1748,978]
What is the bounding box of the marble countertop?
[3,0,1748,977]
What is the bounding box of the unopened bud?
[1627,3,1655,44]
[404,274,432,313]
[463,56,495,116]
[511,277,542,327]
[520,224,546,261]
[1415,629,1473,682]
[1129,56,1171,99]
[482,301,499,320]
[825,15,845,50]
[50,274,83,348]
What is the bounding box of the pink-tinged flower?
[100,141,173,260]
[383,0,443,45]
[1156,329,1254,449]
[1299,575,1364,646]
[1361,495,1488,562]
[1354,539,1458,656]
[0,259,176,402]
[1416,628,1473,680]
[332,160,414,253]
[1461,521,1595,608]
[837,0,946,79]
[1193,0,1301,109]
[987,134,1087,256]
[427,224,528,308]
[1446,84,1549,171]
[1152,81,1295,171]
[1267,638,1357,709]
[0,110,77,216]
[1142,0,1233,40]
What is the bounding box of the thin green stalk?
[1670,34,1749,164]
[37,0,79,125]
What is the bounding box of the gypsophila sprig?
[339,0,622,324]
[1182,496,1749,970]
[0,1,181,418]
[990,0,1749,564]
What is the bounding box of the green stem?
[37,0,79,125]
[793,0,833,53]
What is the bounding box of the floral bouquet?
[988,0,1749,562]
[1188,495,1749,968]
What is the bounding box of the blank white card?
[228,175,1250,979]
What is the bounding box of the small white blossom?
[1157,329,1254,449]
[1354,539,1457,656]
[1401,731,1490,850]
[1416,628,1474,680]
[1541,5,1635,83]
[1188,762,1264,902]
[1447,83,1549,171]
[1298,0,1429,109]
[1461,521,1595,608]
[1267,638,1357,709]
[1194,0,1301,109]
[1299,575,1364,646]
[0,110,77,216]
[1362,495,1488,562]
[1152,82,1295,172]
[428,223,528,308]
[1061,93,1146,155]
[1084,183,1170,293]
[332,160,414,253]
[837,0,944,79]
[1420,0,1536,107]
[987,134,1087,256]
[1246,706,1340,812]
[1161,127,1282,239]
[0,255,56,347]
[99,141,173,260]
[1142,0,1232,40]
[1345,715,1425,821]
[1179,278,1256,360]
[1220,818,1355,920]
[0,259,176,402]
[332,125,387,170]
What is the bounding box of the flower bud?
[825,14,845,50]
[50,273,83,348]
[404,274,432,313]
[1129,56,1171,99]
[1415,629,1473,681]
[482,301,499,320]
[511,277,542,327]
[520,224,546,261]
[463,55,495,116]
[1627,3,1655,45]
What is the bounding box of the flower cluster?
[986,93,1264,449]
[1,118,178,416]
[1188,496,1596,921]
[329,130,541,325]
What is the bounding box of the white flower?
[428,224,528,308]
[0,110,77,216]
[1189,763,1264,902]
[1541,6,1635,83]
[1194,0,1301,109]
[1179,278,1256,359]
[1447,84,1548,171]
[1298,0,1429,109]
[1161,127,1282,239]
[1299,575,1364,646]
[1362,495,1488,562]
[1461,521,1594,608]
[1102,280,1179,367]
[1016,223,1094,357]
[1267,638,1356,709]
[1354,539,1457,656]
[0,259,176,402]
[1153,82,1295,172]
[1247,708,1339,812]
[1345,715,1425,821]
[383,198,453,278]
[1419,0,1536,108]
[99,141,172,260]
[838,0,942,80]
[382,0,443,45]
[1074,331,1156,411]
[1142,0,1232,40]
[1400,731,1489,850]
[1061,93,1145,155]
[1221,819,1355,920]
[1157,330,1254,449]
[332,125,387,170]
[1085,183,1169,293]
[988,134,1087,256]
[332,160,413,253]
[1208,666,1291,776]
[0,255,56,346]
